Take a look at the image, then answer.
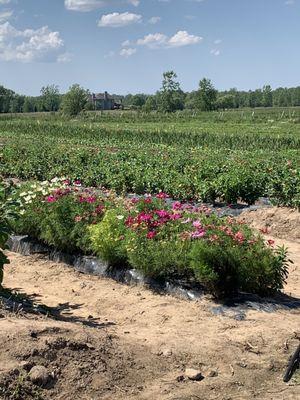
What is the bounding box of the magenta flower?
[156,209,170,219]
[170,213,182,220]
[46,195,56,203]
[191,230,206,239]
[87,196,96,203]
[147,231,157,239]
[172,201,182,210]
[193,220,202,229]
[156,192,169,199]
[138,212,153,223]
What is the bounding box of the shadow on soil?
[0,287,115,329]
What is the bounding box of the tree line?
[1,71,300,115]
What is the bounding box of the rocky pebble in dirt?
[28,365,51,387]
[184,368,204,381]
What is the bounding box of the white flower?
[20,192,27,197]
[117,215,124,220]
[51,177,60,183]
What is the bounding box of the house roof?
[91,92,114,100]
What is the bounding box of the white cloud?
[210,48,220,56]
[120,47,136,57]
[128,0,140,5]
[148,16,161,24]
[64,0,105,12]
[0,9,13,22]
[98,12,142,27]
[0,0,11,4]
[136,30,202,49]
[65,0,140,12]
[0,22,67,63]
[137,32,168,48]
[121,39,131,47]
[168,30,202,47]
[214,39,222,45]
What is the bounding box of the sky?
[0,0,299,95]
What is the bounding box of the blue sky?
[0,0,299,95]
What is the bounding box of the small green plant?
[89,209,128,266]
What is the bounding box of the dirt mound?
[240,207,300,242]
[0,308,171,400]
[1,249,300,399]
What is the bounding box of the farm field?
[0,109,299,208]
[0,109,300,399]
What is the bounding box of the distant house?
[90,91,123,110]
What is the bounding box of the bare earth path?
[1,210,300,399]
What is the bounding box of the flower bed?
[11,179,290,298]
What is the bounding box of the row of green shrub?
[11,180,290,298]
[1,140,299,208]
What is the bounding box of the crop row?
[1,138,299,208]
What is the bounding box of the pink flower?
[172,201,182,210]
[182,218,191,224]
[95,205,104,214]
[46,195,56,203]
[63,179,71,186]
[193,220,202,229]
[87,196,96,203]
[170,213,182,220]
[267,239,275,247]
[144,198,152,204]
[156,210,170,219]
[125,216,135,227]
[75,216,82,222]
[209,234,219,242]
[147,231,157,239]
[131,197,139,204]
[234,231,245,244]
[74,179,82,186]
[138,212,153,223]
[156,192,169,199]
[191,229,206,239]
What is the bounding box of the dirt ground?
[0,207,300,400]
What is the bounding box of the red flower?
[156,192,169,199]
[46,195,56,203]
[147,231,157,239]
[267,239,275,247]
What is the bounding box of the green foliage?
[60,84,90,116]
[13,182,107,254]
[189,238,289,297]
[40,85,61,112]
[197,78,218,111]
[89,209,127,266]
[0,181,19,287]
[0,111,299,207]
[158,71,185,113]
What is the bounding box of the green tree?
[158,71,184,113]
[41,84,61,112]
[143,96,157,112]
[216,94,235,110]
[60,84,90,116]
[184,91,198,110]
[197,78,218,111]
[262,85,273,107]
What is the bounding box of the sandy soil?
[0,208,300,400]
